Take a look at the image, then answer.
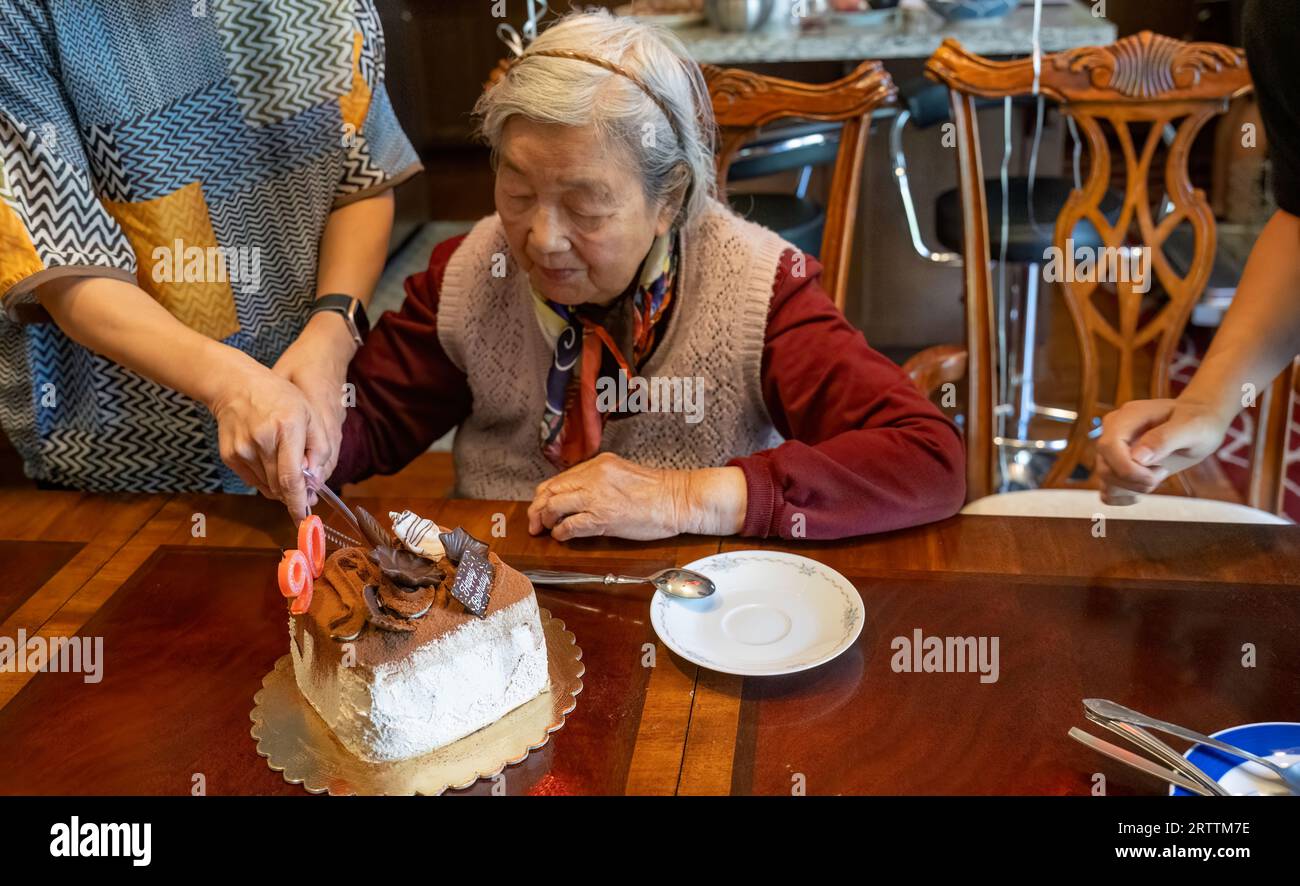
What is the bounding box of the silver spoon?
[522,567,716,598]
[1085,698,1300,795]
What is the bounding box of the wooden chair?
[702,62,895,310]
[904,33,1295,516]
[488,57,895,311]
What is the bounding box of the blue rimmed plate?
[649,551,864,677]
[1169,722,1300,796]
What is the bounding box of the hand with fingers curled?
[210,361,332,524]
[1095,397,1234,505]
[526,452,748,541]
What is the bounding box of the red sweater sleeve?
[728,250,966,539]
[328,234,472,488]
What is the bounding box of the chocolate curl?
[362,584,417,633]
[376,580,440,620]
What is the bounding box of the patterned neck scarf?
[534,230,678,470]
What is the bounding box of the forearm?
[285,189,397,437]
[1182,209,1300,422]
[35,275,260,409]
[730,421,966,539]
[315,189,394,308]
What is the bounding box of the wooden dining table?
[0,488,1296,796]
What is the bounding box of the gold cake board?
[250,609,583,795]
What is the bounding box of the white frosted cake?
[281,509,549,762]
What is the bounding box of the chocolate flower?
[369,544,445,589]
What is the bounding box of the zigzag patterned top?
[0,0,420,493]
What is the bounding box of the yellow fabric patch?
[339,31,372,133]
[0,198,46,298]
[102,181,241,341]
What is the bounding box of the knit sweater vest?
[437,198,787,500]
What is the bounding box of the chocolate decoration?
[449,548,493,617]
[438,527,488,565]
[362,583,417,633]
[322,548,381,641]
[368,544,444,588]
[390,510,444,560]
[328,608,366,642]
[377,578,441,620]
[354,506,396,550]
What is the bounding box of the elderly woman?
[326,11,964,541]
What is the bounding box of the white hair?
[474,9,716,228]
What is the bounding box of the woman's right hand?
[209,362,330,521]
[1095,397,1234,505]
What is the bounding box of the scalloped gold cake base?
[250,608,583,795]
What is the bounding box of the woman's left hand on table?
[527,452,747,541]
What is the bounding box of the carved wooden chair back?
[924,33,1258,499]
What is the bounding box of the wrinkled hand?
[527,452,747,541]
[211,363,328,521]
[1096,398,1232,505]
[272,313,356,501]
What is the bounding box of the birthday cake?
[278,507,549,763]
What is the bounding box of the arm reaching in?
[272,190,394,492]
[1096,209,1300,503]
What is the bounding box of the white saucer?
[650,551,864,676]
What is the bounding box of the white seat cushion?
[961,489,1292,525]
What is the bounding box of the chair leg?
[1016,262,1040,442]
[795,164,813,200]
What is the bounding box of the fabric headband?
[508,48,685,146]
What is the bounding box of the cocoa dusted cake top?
[295,546,534,668]
[281,506,534,669]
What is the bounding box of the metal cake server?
[301,467,365,549]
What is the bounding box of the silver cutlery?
[301,467,367,547]
[1083,708,1230,796]
[523,567,717,599]
[1085,698,1300,795]
[1068,727,1212,795]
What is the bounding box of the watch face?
[315,295,366,342]
[349,301,370,339]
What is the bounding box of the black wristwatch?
[309,293,370,346]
